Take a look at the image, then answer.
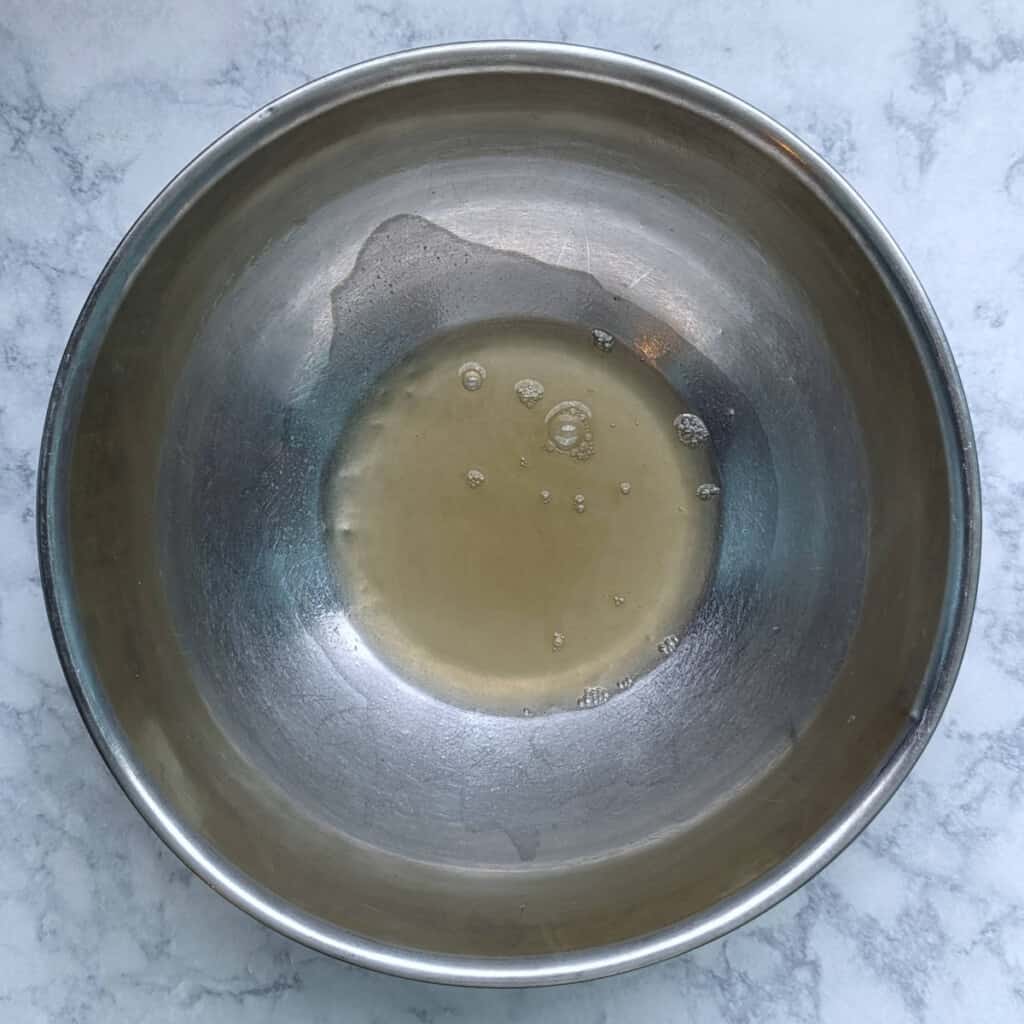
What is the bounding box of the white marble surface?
[2,0,1022,1020]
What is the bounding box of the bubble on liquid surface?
[592,328,616,352]
[658,634,680,655]
[514,378,545,408]
[552,631,565,651]
[458,361,486,391]
[617,676,634,691]
[577,685,611,708]
[545,400,595,460]
[619,481,632,495]
[696,483,720,501]
[465,468,486,489]
[674,412,710,448]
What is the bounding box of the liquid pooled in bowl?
[325,319,718,715]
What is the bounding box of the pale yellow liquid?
[326,320,718,714]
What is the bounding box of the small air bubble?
[458,361,486,391]
[573,493,586,513]
[540,489,552,503]
[519,456,529,468]
[577,685,611,708]
[658,634,680,655]
[612,594,626,607]
[616,676,634,691]
[674,412,710,447]
[465,468,486,489]
[552,631,565,651]
[619,481,632,495]
[696,483,720,501]
[523,707,533,717]
[592,328,616,352]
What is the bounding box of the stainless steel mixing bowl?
[39,43,980,985]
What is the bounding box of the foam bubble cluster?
[544,400,595,461]
[577,686,611,708]
[674,412,709,448]
[657,634,680,655]
[514,378,545,408]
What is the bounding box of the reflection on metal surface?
[635,332,670,363]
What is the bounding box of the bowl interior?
[53,57,958,968]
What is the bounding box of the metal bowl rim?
[36,41,981,987]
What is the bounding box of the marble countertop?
[2,1,1022,1020]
